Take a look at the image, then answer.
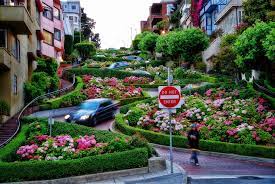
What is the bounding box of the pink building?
[37,0,64,61]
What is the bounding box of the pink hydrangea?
[205,89,212,97]
[76,135,97,150]
[224,120,233,126]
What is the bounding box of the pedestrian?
[188,124,200,166]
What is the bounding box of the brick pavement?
[155,147,275,176]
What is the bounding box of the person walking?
[188,124,200,166]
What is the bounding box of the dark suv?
[64,98,118,126]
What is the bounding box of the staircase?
[0,115,19,146]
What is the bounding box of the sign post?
[158,67,181,174]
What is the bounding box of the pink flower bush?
[76,135,97,150]
[205,89,212,97]
[17,134,104,161]
[123,76,151,84]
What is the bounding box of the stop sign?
[158,86,181,109]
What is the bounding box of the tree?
[81,8,101,48]
[36,58,58,76]
[243,0,273,25]
[169,9,182,29]
[212,34,239,76]
[138,32,159,55]
[156,28,209,67]
[233,22,274,69]
[75,41,96,60]
[73,31,84,45]
[263,28,275,62]
[64,35,73,55]
[131,31,150,51]
[156,33,171,59]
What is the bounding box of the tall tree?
[81,8,101,48]
[243,0,273,25]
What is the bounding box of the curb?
[152,143,275,164]
[5,167,149,184]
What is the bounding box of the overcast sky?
[80,0,160,49]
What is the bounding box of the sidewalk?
[88,161,186,184]
[155,147,275,177]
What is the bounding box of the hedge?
[115,114,275,159]
[63,68,153,80]
[120,96,151,106]
[0,148,148,182]
[0,125,28,162]
[0,117,149,182]
[40,76,85,110]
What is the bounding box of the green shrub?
[41,77,86,110]
[36,58,58,76]
[0,100,10,116]
[120,96,150,106]
[120,98,155,114]
[0,125,28,162]
[0,148,148,182]
[75,41,96,60]
[115,114,275,158]
[126,107,145,126]
[64,35,73,55]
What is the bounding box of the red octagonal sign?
[158,86,181,109]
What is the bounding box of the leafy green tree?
[64,35,73,55]
[243,0,273,25]
[75,41,96,60]
[263,28,275,62]
[212,34,239,76]
[156,33,171,59]
[156,28,209,67]
[131,31,150,51]
[233,22,274,69]
[138,32,159,55]
[36,58,58,76]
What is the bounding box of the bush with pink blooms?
[82,75,144,100]
[121,87,275,146]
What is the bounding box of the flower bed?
[83,75,145,100]
[119,87,275,146]
[0,117,150,182]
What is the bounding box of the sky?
[80,0,160,49]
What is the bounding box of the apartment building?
[140,0,176,33]
[38,0,64,61]
[179,0,192,28]
[61,0,81,34]
[0,0,39,120]
[200,0,243,70]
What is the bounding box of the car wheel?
[91,117,97,126]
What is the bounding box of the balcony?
[0,4,33,35]
[200,0,228,16]
[216,0,242,24]
[0,48,12,71]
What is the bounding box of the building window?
[11,35,20,62]
[0,29,7,48]
[54,28,61,41]
[13,75,17,95]
[37,39,41,50]
[74,16,78,23]
[54,7,60,20]
[238,10,244,24]
[43,30,53,45]
[69,16,73,21]
[72,5,76,9]
[43,4,53,20]
[64,5,67,8]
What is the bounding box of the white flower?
[234,109,239,112]
[242,110,247,114]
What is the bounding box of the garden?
[0,117,150,182]
[115,83,275,158]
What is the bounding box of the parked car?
[64,98,118,126]
[108,62,129,69]
[131,70,151,76]
[123,55,144,61]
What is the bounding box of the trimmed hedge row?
[63,68,153,80]
[0,117,149,182]
[40,76,85,110]
[120,96,151,106]
[0,125,28,162]
[115,114,275,159]
[0,148,148,182]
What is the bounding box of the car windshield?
[80,102,99,110]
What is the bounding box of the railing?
[0,64,80,148]
[253,80,275,98]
